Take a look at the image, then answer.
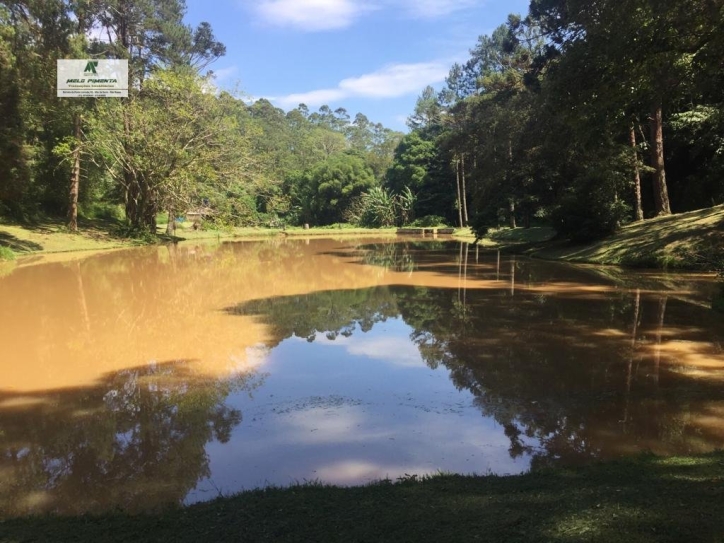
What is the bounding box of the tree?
[407,86,443,130]
[89,70,250,231]
[529,0,720,216]
[297,153,376,225]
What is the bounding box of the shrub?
[79,202,125,222]
[409,215,448,228]
[0,247,16,261]
[346,187,415,228]
[551,172,631,242]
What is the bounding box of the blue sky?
[184,0,531,131]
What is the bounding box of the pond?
[0,238,722,516]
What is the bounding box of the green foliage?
[0,2,400,237]
[295,153,377,226]
[386,0,724,241]
[552,174,631,242]
[78,203,125,222]
[386,132,436,195]
[0,246,15,261]
[409,215,449,228]
[347,187,416,228]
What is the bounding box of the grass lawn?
[0,219,136,257]
[0,218,399,260]
[533,205,724,270]
[161,220,398,241]
[2,452,723,542]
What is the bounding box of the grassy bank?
[0,218,398,258]
[2,206,722,272]
[531,205,724,270]
[2,452,723,542]
[453,225,557,247]
[0,219,141,258]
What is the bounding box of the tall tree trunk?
[166,207,175,236]
[122,105,139,228]
[509,199,516,228]
[68,113,81,232]
[650,101,672,216]
[461,154,469,225]
[630,123,644,221]
[455,158,463,228]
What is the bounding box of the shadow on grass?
[0,231,42,252]
[2,452,723,542]
[540,206,724,269]
[489,226,557,245]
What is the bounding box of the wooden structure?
[396,227,455,236]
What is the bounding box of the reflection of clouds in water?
[192,393,529,500]
[302,330,425,369]
[315,460,431,485]
[239,343,272,370]
[346,336,423,368]
[279,404,389,445]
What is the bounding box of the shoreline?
[1,204,722,274]
[3,450,723,542]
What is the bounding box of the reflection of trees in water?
[232,288,400,343]
[0,361,263,516]
[355,241,451,274]
[232,271,724,469]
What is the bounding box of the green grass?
[0,218,136,255]
[2,452,723,542]
[533,205,724,270]
[0,218,399,257]
[0,246,14,261]
[161,220,398,240]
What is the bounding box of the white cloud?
[253,0,375,31]
[273,88,347,108]
[212,65,239,83]
[247,0,478,31]
[398,0,478,18]
[339,62,448,97]
[273,61,448,107]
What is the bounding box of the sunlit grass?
[0,246,14,261]
[535,205,724,270]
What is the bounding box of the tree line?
[388,0,724,240]
[3,1,721,239]
[0,0,404,233]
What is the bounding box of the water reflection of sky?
[187,318,531,502]
[2,239,723,515]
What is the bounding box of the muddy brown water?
[0,238,722,515]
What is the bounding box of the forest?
[0,0,404,233]
[0,0,723,242]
